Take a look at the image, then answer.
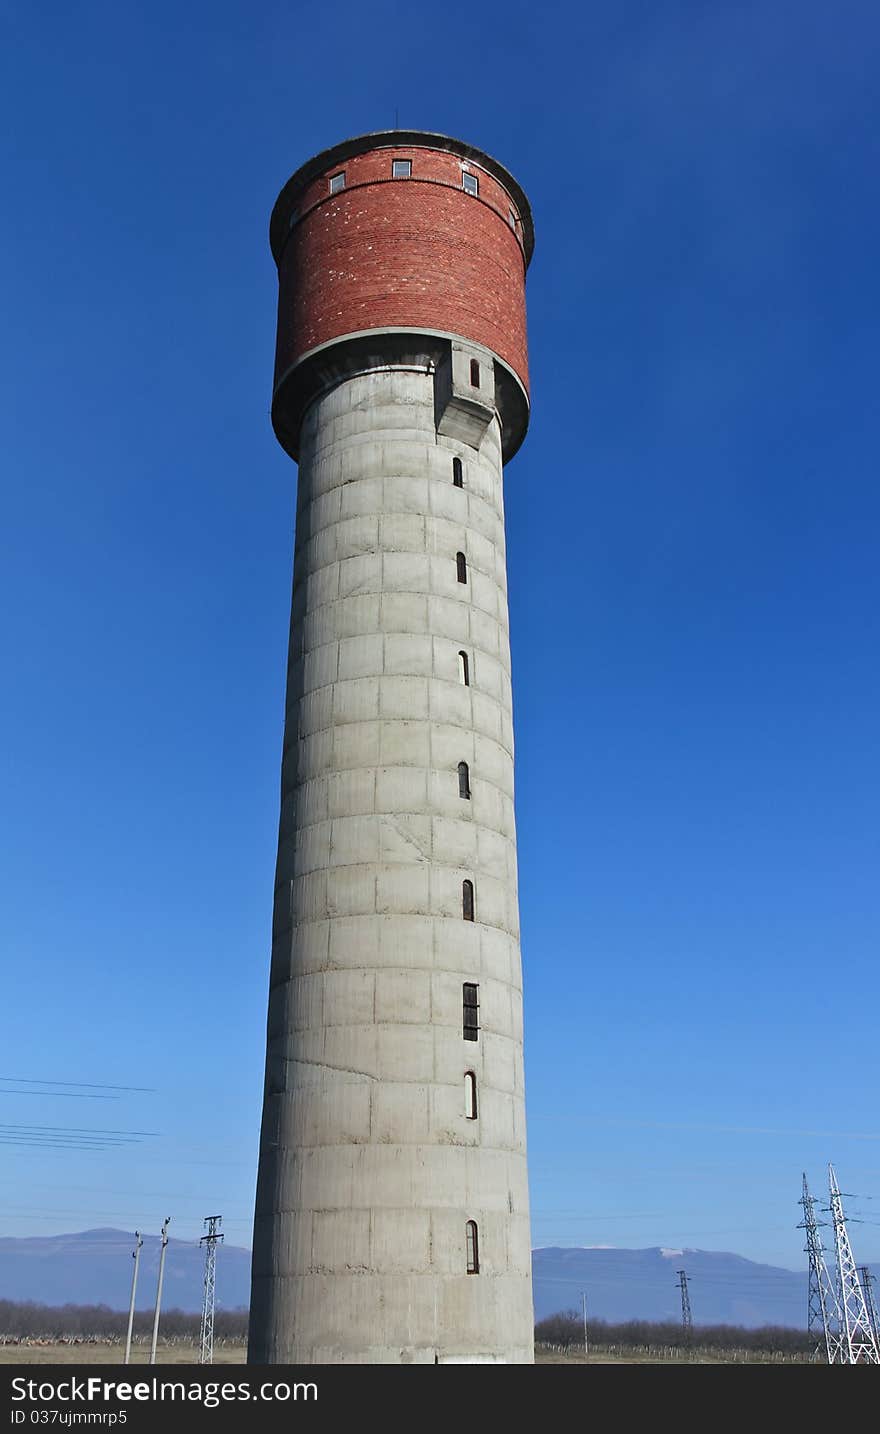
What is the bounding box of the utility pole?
[149,1217,171,1366]
[580,1289,589,1362]
[827,1165,879,1364]
[798,1172,841,1363]
[858,1267,879,1349]
[123,1231,143,1366]
[676,1270,693,1357]
[199,1216,224,1365]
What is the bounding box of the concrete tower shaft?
[250,132,534,1365]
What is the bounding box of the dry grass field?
[534,1347,806,1364]
[0,1342,246,1365]
[0,1342,807,1366]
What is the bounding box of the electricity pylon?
[798,1173,841,1363]
[199,1215,224,1365]
[676,1269,693,1355]
[828,1164,880,1364]
[859,1267,879,1347]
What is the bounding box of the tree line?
[536,1309,814,1358]
[0,1301,249,1342]
[0,1299,816,1357]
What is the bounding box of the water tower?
[249,130,535,1364]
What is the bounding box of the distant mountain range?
[534,1246,837,1328]
[2,1230,877,1330]
[0,1229,251,1313]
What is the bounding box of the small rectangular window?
[462,171,478,197]
[466,1220,479,1274]
[329,172,345,195]
[392,159,411,178]
[463,982,479,1040]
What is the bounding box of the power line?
[0,1078,154,1092]
[0,1135,152,1143]
[0,1121,161,1153]
[0,1092,121,1102]
[0,1139,134,1151]
[0,1123,160,1136]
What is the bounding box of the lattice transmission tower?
[828,1164,879,1364]
[859,1267,879,1347]
[199,1215,224,1365]
[798,1172,842,1363]
[676,1269,693,1354]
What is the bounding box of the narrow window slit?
[458,761,470,799]
[458,650,470,686]
[462,878,474,921]
[466,1220,480,1273]
[456,551,467,584]
[462,983,479,1041]
[465,1071,478,1119]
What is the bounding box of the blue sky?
[2,0,878,1285]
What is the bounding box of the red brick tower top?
[269,130,534,463]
